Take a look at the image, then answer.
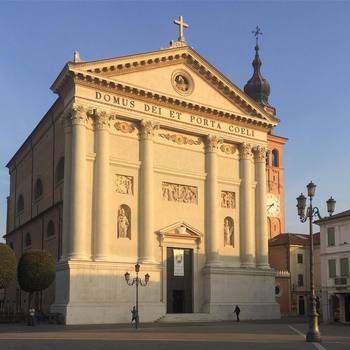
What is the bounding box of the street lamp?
[296,181,336,343]
[124,263,150,329]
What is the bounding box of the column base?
[256,263,270,269]
[93,255,110,262]
[138,257,158,265]
[68,254,90,261]
[240,262,256,268]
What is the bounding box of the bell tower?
[244,26,288,239]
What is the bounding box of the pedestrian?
[131,306,138,327]
[28,308,35,326]
[234,305,240,322]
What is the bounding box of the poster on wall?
[173,249,184,276]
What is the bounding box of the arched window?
[55,157,64,183]
[46,220,55,238]
[17,194,24,214]
[271,149,279,167]
[34,178,43,200]
[25,232,31,247]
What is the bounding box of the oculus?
[171,70,194,96]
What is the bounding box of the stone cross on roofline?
[174,15,189,42]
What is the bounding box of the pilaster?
[254,145,269,268]
[92,109,111,260]
[205,135,223,265]
[239,143,255,268]
[139,119,159,263]
[68,105,89,260]
[61,110,72,261]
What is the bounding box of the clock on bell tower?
[266,133,288,239]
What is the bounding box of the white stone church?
[5,18,283,324]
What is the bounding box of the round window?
[171,70,194,96]
[275,284,282,297]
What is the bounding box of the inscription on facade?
[221,191,235,208]
[116,175,133,195]
[94,91,262,140]
[162,182,198,204]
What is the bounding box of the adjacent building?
[316,210,350,323]
[269,233,320,315]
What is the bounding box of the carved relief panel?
[162,182,198,204]
[116,175,134,195]
[117,204,131,239]
[221,191,236,208]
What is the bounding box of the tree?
[17,250,56,312]
[0,243,16,304]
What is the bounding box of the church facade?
[5,20,286,324]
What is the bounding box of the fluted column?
[139,119,158,263]
[93,110,110,260]
[239,143,255,267]
[68,105,89,260]
[61,111,72,261]
[254,146,269,268]
[205,135,223,265]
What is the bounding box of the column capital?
[253,145,268,162]
[88,108,111,130]
[63,105,88,127]
[239,143,253,160]
[205,135,223,153]
[139,119,159,140]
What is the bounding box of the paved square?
[0,321,349,350]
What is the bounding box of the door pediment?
[157,221,203,246]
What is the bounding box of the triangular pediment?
[157,221,203,240]
[52,46,278,127]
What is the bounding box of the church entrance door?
[166,247,193,313]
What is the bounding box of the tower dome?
[244,27,271,108]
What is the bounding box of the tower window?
[271,149,279,167]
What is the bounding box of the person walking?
[131,306,138,327]
[234,305,240,322]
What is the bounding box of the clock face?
[266,193,280,217]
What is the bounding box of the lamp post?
[296,181,336,343]
[124,263,150,329]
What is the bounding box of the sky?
[0,0,349,238]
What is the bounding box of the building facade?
[316,210,350,323]
[269,233,321,315]
[4,22,286,324]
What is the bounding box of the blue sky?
[0,0,349,237]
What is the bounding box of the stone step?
[157,313,222,323]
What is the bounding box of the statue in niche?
[224,217,234,247]
[117,205,131,239]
